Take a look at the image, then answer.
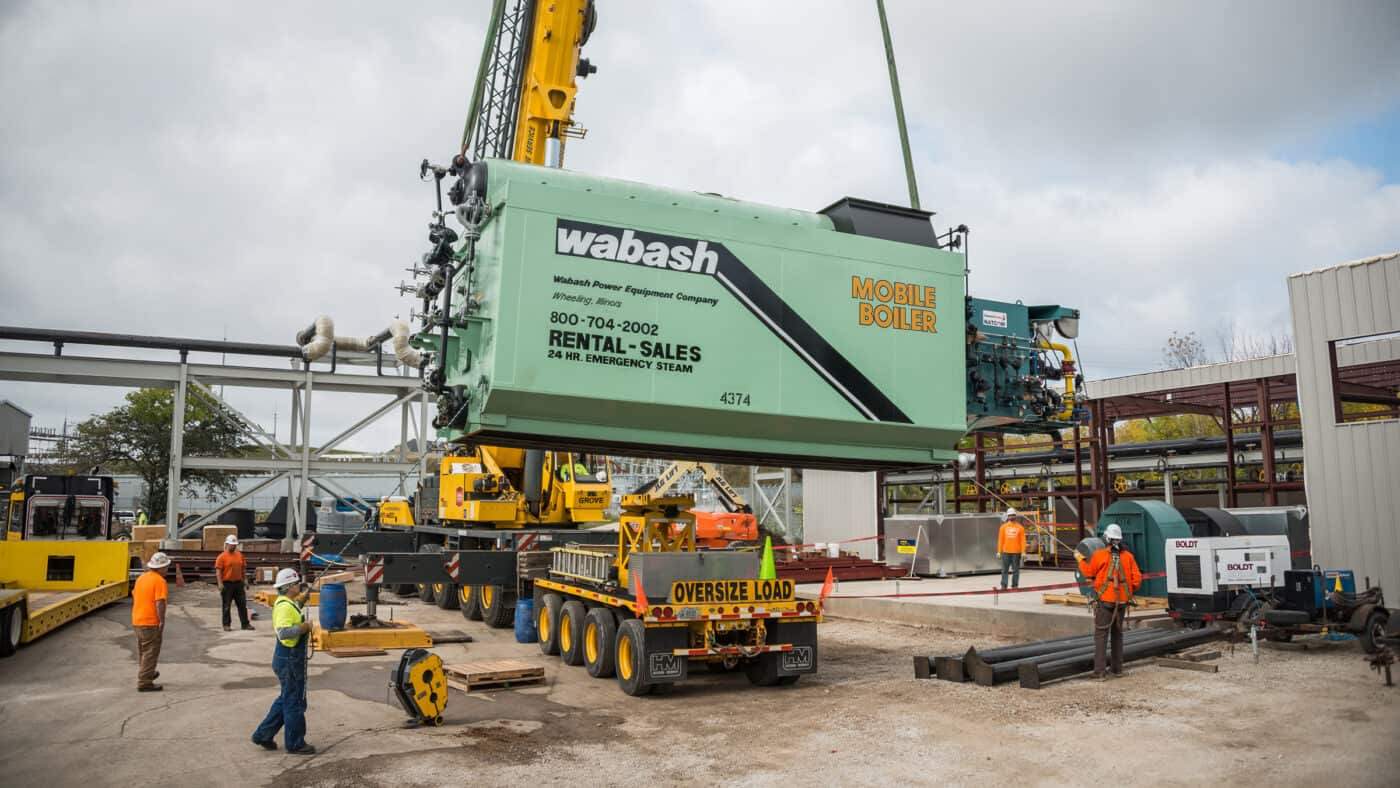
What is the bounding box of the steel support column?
[1258,378,1276,506]
[164,360,188,543]
[1223,381,1238,508]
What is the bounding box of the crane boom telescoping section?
[426,159,971,469]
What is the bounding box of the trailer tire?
[459,585,483,621]
[538,594,563,656]
[480,585,516,629]
[744,652,784,687]
[0,603,22,657]
[1360,609,1389,655]
[433,582,460,610]
[584,607,617,678]
[615,619,653,696]
[394,584,417,597]
[559,601,588,666]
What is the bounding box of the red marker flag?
[632,572,649,616]
[819,566,835,602]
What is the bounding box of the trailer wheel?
[0,604,22,657]
[744,653,784,687]
[584,607,617,678]
[615,619,653,696]
[394,584,417,597]
[1360,610,1389,655]
[480,585,516,629]
[559,600,588,666]
[459,585,483,621]
[434,583,460,610]
[538,594,563,656]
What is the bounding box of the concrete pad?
[798,569,1141,640]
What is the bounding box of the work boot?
[242,624,255,631]
[223,625,232,632]
[252,738,278,751]
[138,684,163,692]
[287,744,317,756]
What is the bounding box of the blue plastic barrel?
[514,598,537,643]
[318,583,348,632]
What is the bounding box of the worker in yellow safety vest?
[251,568,316,754]
[136,509,148,525]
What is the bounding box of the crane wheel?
[434,583,460,610]
[480,585,516,629]
[559,601,588,666]
[538,594,563,656]
[584,608,617,678]
[459,585,483,621]
[614,619,653,697]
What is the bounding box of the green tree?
[66,388,244,519]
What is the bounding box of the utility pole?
[876,0,920,210]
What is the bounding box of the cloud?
[2,0,1398,455]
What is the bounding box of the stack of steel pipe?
[915,625,1222,688]
[1018,626,1222,688]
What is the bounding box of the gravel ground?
[1,583,1395,787]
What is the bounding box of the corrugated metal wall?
[1287,253,1400,595]
[801,470,878,559]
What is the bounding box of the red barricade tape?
[820,571,1168,600]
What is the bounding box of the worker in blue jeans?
[251,568,316,755]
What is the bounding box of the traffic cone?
[759,536,777,580]
[174,563,186,588]
[632,573,649,617]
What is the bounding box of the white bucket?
[827,542,841,558]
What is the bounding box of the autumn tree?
[65,388,245,519]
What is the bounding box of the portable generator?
[1166,535,1290,623]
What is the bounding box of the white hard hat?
[1004,507,1018,520]
[147,552,171,569]
[1104,523,1123,540]
[224,534,239,546]
[274,568,302,589]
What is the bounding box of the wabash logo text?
[556,219,719,275]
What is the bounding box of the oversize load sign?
[670,579,795,605]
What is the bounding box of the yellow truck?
[0,475,129,656]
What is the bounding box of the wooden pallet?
[443,660,545,693]
[1041,592,1168,610]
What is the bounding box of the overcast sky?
[2,0,1399,455]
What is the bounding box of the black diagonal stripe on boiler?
[714,253,912,424]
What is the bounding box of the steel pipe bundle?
[915,625,1223,688]
[966,628,1179,686]
[1018,627,1222,688]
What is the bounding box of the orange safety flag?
[632,572,649,616]
[819,566,835,602]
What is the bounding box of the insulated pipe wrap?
[296,316,421,368]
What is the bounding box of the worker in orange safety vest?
[996,508,1028,589]
[1074,523,1143,678]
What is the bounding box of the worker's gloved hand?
[995,553,1001,559]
